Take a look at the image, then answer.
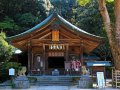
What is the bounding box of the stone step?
[36,82,72,86]
[37,83,71,86]
[38,81,72,83]
[30,76,73,86]
[37,79,72,81]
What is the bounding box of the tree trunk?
[98,0,120,70]
[114,0,120,70]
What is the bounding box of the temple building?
[8,13,103,75]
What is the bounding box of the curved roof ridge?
[7,13,103,40]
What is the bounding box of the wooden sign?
[52,30,59,41]
[49,44,65,50]
[97,72,105,88]
[48,52,64,57]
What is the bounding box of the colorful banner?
[70,60,81,70]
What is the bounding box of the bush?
[0,61,21,82]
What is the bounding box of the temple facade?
[8,13,102,75]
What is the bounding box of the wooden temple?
[8,13,102,75]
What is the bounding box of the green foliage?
[0,32,14,62]
[37,0,53,19]
[1,61,21,73]
[77,0,91,6]
[17,13,37,27]
[0,0,53,36]
[0,16,19,30]
[0,61,21,82]
[74,0,103,36]
[76,0,113,60]
[77,0,114,6]
[0,32,21,82]
[107,0,114,2]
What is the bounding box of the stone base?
[78,75,93,88]
[12,76,30,89]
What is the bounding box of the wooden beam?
[60,32,73,39]
[31,39,81,42]
[12,35,30,43]
[31,44,43,46]
[60,27,80,39]
[84,40,98,47]
[12,27,50,43]
[38,32,51,40]
[30,28,51,39]
[60,24,101,43]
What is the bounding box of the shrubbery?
[0,32,21,82]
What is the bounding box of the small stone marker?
[78,75,93,88]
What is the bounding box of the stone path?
[0,86,120,90]
[0,79,119,90]
[37,86,69,90]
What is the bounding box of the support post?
[31,53,33,70]
[43,44,45,75]
[66,44,69,61]
[80,44,84,66]
[28,44,31,74]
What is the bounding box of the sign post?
[9,68,15,76]
[97,72,105,89]
[9,68,15,83]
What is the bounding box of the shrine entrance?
[8,13,102,75]
[48,57,65,68]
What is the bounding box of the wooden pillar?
[31,53,34,70]
[80,43,84,66]
[43,44,45,75]
[66,44,69,61]
[28,44,31,74]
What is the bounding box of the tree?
[77,0,120,70]
[37,0,53,18]
[17,13,37,27]
[0,0,53,36]
[0,16,20,36]
[0,32,13,63]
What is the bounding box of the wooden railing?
[112,68,120,88]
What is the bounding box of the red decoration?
[70,60,81,70]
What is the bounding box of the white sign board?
[97,72,105,88]
[65,61,71,69]
[9,68,15,75]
